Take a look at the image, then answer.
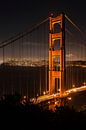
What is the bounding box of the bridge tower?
[49,13,65,96]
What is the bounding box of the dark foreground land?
[0,94,86,129]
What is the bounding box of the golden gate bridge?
[0,13,85,108]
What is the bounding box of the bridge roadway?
[34,85,86,104]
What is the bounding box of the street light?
[83,82,86,86]
[43,91,45,95]
[72,84,75,88]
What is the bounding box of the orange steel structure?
[49,13,65,96]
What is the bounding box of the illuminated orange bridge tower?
[49,13,65,96]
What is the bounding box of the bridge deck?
[33,85,86,104]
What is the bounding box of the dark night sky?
[0,0,86,41]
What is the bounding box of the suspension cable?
[65,14,83,34]
[0,17,49,48]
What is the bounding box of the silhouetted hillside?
[0,94,86,129]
